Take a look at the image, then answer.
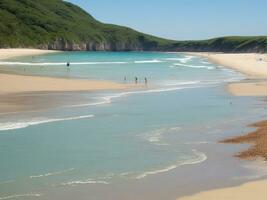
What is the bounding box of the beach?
[177,52,267,200]
[178,179,267,200]
[190,52,267,96]
[1,50,267,200]
[0,49,134,113]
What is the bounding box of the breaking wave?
[0,115,94,131]
[30,168,74,179]
[134,59,163,64]
[0,61,127,66]
[59,179,109,186]
[174,63,215,70]
[135,149,207,179]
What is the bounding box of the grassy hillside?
[0,0,173,50]
[0,0,266,52]
[170,36,267,53]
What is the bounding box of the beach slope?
[178,180,267,200]
[190,53,267,96]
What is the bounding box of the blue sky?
[67,0,267,40]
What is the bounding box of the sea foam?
[30,168,74,179]
[0,193,41,200]
[59,179,109,186]
[0,115,94,131]
[0,61,127,66]
[135,149,207,179]
[134,59,163,64]
[174,63,215,70]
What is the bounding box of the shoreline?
[178,53,267,199]
[189,52,267,96]
[0,48,59,60]
[178,179,267,200]
[2,49,267,199]
[0,49,137,113]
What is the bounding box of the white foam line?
[162,81,201,86]
[174,63,215,70]
[60,180,109,186]
[134,59,163,64]
[135,149,207,179]
[66,85,205,109]
[0,61,127,66]
[30,168,74,179]
[166,56,195,63]
[143,126,181,144]
[0,193,41,200]
[0,115,94,131]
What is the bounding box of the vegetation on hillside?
[0,0,266,52]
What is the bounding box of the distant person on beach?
[67,62,70,67]
[124,76,127,83]
[145,77,148,84]
[135,77,138,84]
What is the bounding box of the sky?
[67,0,267,40]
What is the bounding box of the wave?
[143,126,181,144]
[165,56,195,63]
[162,81,201,86]
[30,168,74,179]
[135,149,207,179]
[0,193,41,200]
[134,59,163,64]
[68,85,204,109]
[0,61,127,66]
[174,63,215,70]
[0,115,94,131]
[59,179,109,186]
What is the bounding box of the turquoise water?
[0,52,266,199]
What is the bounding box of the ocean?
[0,52,267,200]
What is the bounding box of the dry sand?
[190,53,267,78]
[0,48,58,60]
[0,73,131,95]
[189,53,267,96]
[177,180,267,200]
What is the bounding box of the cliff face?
[0,0,266,53]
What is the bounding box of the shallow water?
[0,52,267,199]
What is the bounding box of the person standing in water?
[145,77,148,85]
[67,62,70,67]
[124,76,127,83]
[135,77,138,84]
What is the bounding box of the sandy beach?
[0,48,58,60]
[189,53,267,96]
[0,49,131,95]
[0,73,131,95]
[178,180,267,200]
[0,49,134,112]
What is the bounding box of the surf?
[0,115,94,131]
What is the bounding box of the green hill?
[0,0,266,53]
